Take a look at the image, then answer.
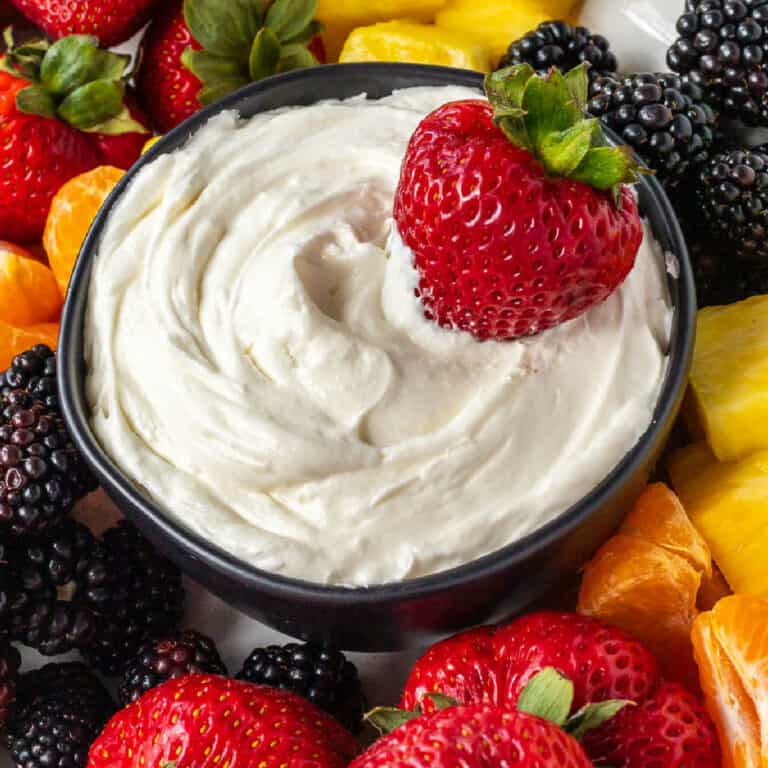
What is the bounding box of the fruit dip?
[85,85,673,587]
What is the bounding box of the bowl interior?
[58,63,696,601]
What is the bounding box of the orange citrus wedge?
[692,594,768,768]
[44,166,124,297]
[0,241,62,326]
[578,483,726,690]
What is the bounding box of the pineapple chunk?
[668,442,768,598]
[435,0,582,62]
[317,0,448,59]
[688,295,768,462]
[339,21,492,72]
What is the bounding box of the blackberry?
[691,239,768,304]
[14,662,113,716]
[697,147,768,261]
[7,665,115,768]
[118,629,227,705]
[81,520,185,675]
[668,0,768,126]
[237,642,366,733]
[0,346,58,410]
[2,519,108,655]
[0,640,21,731]
[499,21,618,83]
[587,73,717,184]
[0,390,97,537]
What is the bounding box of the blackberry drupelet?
[118,630,227,705]
[697,146,768,261]
[668,0,768,126]
[237,642,366,733]
[7,664,115,768]
[588,73,717,184]
[81,520,185,675]
[0,640,21,731]
[0,389,97,537]
[0,346,58,410]
[691,239,768,305]
[499,21,618,83]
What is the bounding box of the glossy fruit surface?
[0,242,62,325]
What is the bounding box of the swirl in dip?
[86,86,673,587]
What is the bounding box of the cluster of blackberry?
[497,4,768,305]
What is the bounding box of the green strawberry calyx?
[181,0,322,107]
[485,63,645,203]
[366,667,633,739]
[0,27,147,135]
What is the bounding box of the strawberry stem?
[484,64,644,199]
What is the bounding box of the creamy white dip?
[86,86,673,586]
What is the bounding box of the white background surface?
[2,0,685,763]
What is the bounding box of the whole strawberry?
[393,63,644,341]
[9,0,163,47]
[400,611,721,768]
[0,32,149,242]
[357,705,591,768]
[360,669,630,768]
[88,674,360,768]
[401,611,658,714]
[137,0,324,133]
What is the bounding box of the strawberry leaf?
[266,0,318,42]
[564,63,590,112]
[283,20,323,45]
[39,35,101,96]
[82,106,149,135]
[565,700,633,741]
[277,43,317,72]
[249,27,281,81]
[539,119,599,177]
[15,85,56,118]
[425,693,459,711]
[58,79,124,130]
[365,707,421,735]
[522,67,582,150]
[517,668,574,727]
[183,0,262,58]
[572,146,641,191]
[485,64,535,111]
[181,48,248,104]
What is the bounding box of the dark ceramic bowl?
[59,63,696,652]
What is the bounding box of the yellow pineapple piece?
[435,0,582,62]
[687,295,768,462]
[317,0,448,60]
[339,21,492,72]
[668,442,768,598]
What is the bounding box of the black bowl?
[59,63,696,652]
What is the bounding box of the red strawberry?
[393,64,644,341]
[354,704,592,768]
[401,611,658,714]
[88,674,360,768]
[137,0,325,133]
[9,0,163,47]
[0,32,148,242]
[583,681,722,768]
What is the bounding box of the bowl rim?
[58,62,696,603]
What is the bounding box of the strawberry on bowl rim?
[56,63,697,653]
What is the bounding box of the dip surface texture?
[86,86,673,586]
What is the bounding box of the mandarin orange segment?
[620,482,712,578]
[578,533,702,689]
[578,483,717,690]
[0,241,62,326]
[692,595,768,768]
[0,321,59,370]
[43,166,124,296]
